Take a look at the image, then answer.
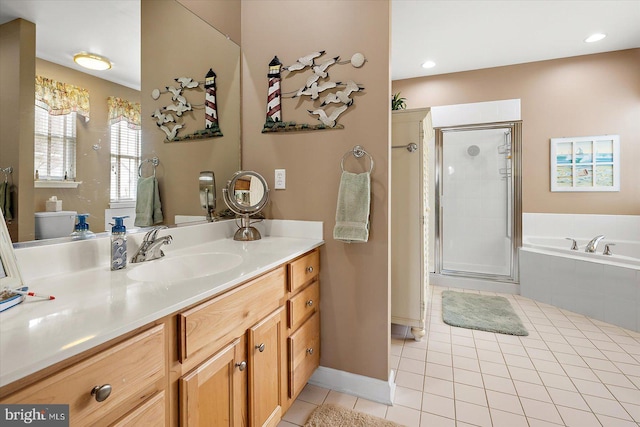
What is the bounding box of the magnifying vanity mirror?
[222,171,270,241]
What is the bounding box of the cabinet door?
[179,337,247,427]
[248,307,286,427]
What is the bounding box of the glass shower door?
[439,126,514,279]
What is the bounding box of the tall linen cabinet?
[391,109,431,341]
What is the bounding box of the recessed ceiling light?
[422,60,436,69]
[73,52,112,71]
[585,33,606,43]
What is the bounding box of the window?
[110,121,141,202]
[34,105,76,180]
[34,76,90,182]
[108,97,142,203]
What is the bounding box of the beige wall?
[241,1,391,381]
[34,59,140,232]
[393,49,640,215]
[141,0,241,223]
[177,0,241,46]
[0,19,35,242]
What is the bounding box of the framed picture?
[550,135,620,192]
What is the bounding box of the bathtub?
[520,236,640,333]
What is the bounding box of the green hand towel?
[333,171,370,243]
[134,176,163,227]
[0,182,11,221]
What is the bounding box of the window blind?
[110,120,141,202]
[34,104,76,180]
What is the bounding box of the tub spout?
[585,235,605,253]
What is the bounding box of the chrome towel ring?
[138,157,159,178]
[341,145,374,173]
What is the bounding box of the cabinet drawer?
[3,325,165,427]
[287,280,319,331]
[112,391,165,427]
[288,312,320,399]
[179,267,286,366]
[288,250,319,293]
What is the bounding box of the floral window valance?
[35,75,90,122]
[108,96,141,130]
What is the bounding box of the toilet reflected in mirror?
[222,171,269,241]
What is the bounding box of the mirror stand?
[222,171,269,241]
[233,215,262,241]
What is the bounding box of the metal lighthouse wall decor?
[262,51,367,133]
[150,68,223,142]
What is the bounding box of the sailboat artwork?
[150,69,224,142]
[262,51,367,132]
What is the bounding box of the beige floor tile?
[393,386,423,410]
[323,389,357,409]
[478,360,510,378]
[421,392,455,419]
[596,413,640,427]
[419,411,455,427]
[296,384,330,405]
[282,400,318,425]
[593,369,637,388]
[426,350,452,366]
[353,397,388,418]
[562,364,601,382]
[453,367,484,387]
[395,369,425,391]
[619,402,640,423]
[402,346,427,362]
[385,404,421,427]
[513,380,552,403]
[399,357,426,376]
[556,405,604,427]
[538,371,577,391]
[425,362,453,381]
[454,382,487,406]
[454,400,492,427]
[452,355,480,372]
[489,408,529,427]
[482,373,516,394]
[546,387,590,411]
[422,376,454,398]
[486,389,524,415]
[582,394,634,420]
[508,366,543,385]
[572,378,616,399]
[520,397,564,424]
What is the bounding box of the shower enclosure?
[435,123,522,283]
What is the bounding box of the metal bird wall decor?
[263,51,367,133]
[150,70,223,142]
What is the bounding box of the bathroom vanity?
[0,220,323,426]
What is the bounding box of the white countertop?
[0,220,323,388]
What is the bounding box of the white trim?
[308,366,396,405]
[34,180,82,189]
[109,201,136,209]
[431,99,521,128]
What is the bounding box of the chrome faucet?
[585,235,605,253]
[131,227,173,263]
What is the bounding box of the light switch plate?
[275,169,286,189]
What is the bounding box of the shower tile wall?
[441,129,512,276]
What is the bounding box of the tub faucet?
[131,227,173,263]
[585,235,605,253]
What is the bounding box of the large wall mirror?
[0,0,241,243]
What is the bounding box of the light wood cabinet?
[0,324,166,427]
[248,307,286,427]
[0,248,322,427]
[179,337,247,427]
[284,250,321,408]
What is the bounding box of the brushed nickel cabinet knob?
[91,384,112,402]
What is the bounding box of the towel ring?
[138,157,159,178]
[341,145,373,173]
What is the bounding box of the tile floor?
[279,285,640,427]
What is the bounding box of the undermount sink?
[126,252,243,282]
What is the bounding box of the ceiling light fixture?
[73,52,112,71]
[421,60,436,69]
[584,33,606,43]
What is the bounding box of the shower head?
[467,145,480,157]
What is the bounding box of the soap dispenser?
[111,216,128,271]
[70,214,96,240]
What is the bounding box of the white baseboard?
[308,366,396,405]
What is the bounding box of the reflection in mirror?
[0,0,241,244]
[223,171,270,241]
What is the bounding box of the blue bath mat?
[442,291,528,336]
